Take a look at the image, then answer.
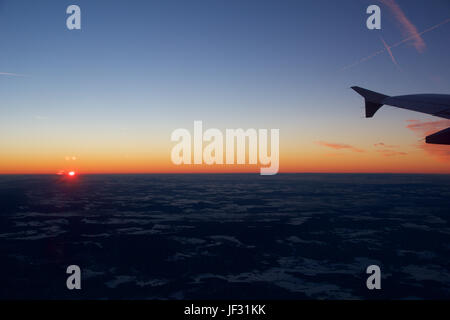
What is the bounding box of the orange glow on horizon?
[0,139,449,174]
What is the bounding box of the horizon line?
[0,172,449,175]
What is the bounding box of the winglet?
[351,86,389,118]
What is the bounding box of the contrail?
[341,17,450,71]
[0,72,28,77]
[379,0,426,53]
[389,17,450,50]
[380,36,401,71]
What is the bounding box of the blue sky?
[0,0,449,173]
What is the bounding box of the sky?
[0,0,449,174]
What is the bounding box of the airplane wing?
[352,86,450,145]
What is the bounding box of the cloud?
[406,119,450,136]
[316,141,364,153]
[379,0,426,53]
[406,119,450,161]
[377,149,407,157]
[374,142,398,148]
[419,144,450,161]
[374,142,406,156]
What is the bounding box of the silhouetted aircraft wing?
[352,86,450,145]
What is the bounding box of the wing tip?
[351,86,389,118]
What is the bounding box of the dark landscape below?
[0,173,449,299]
